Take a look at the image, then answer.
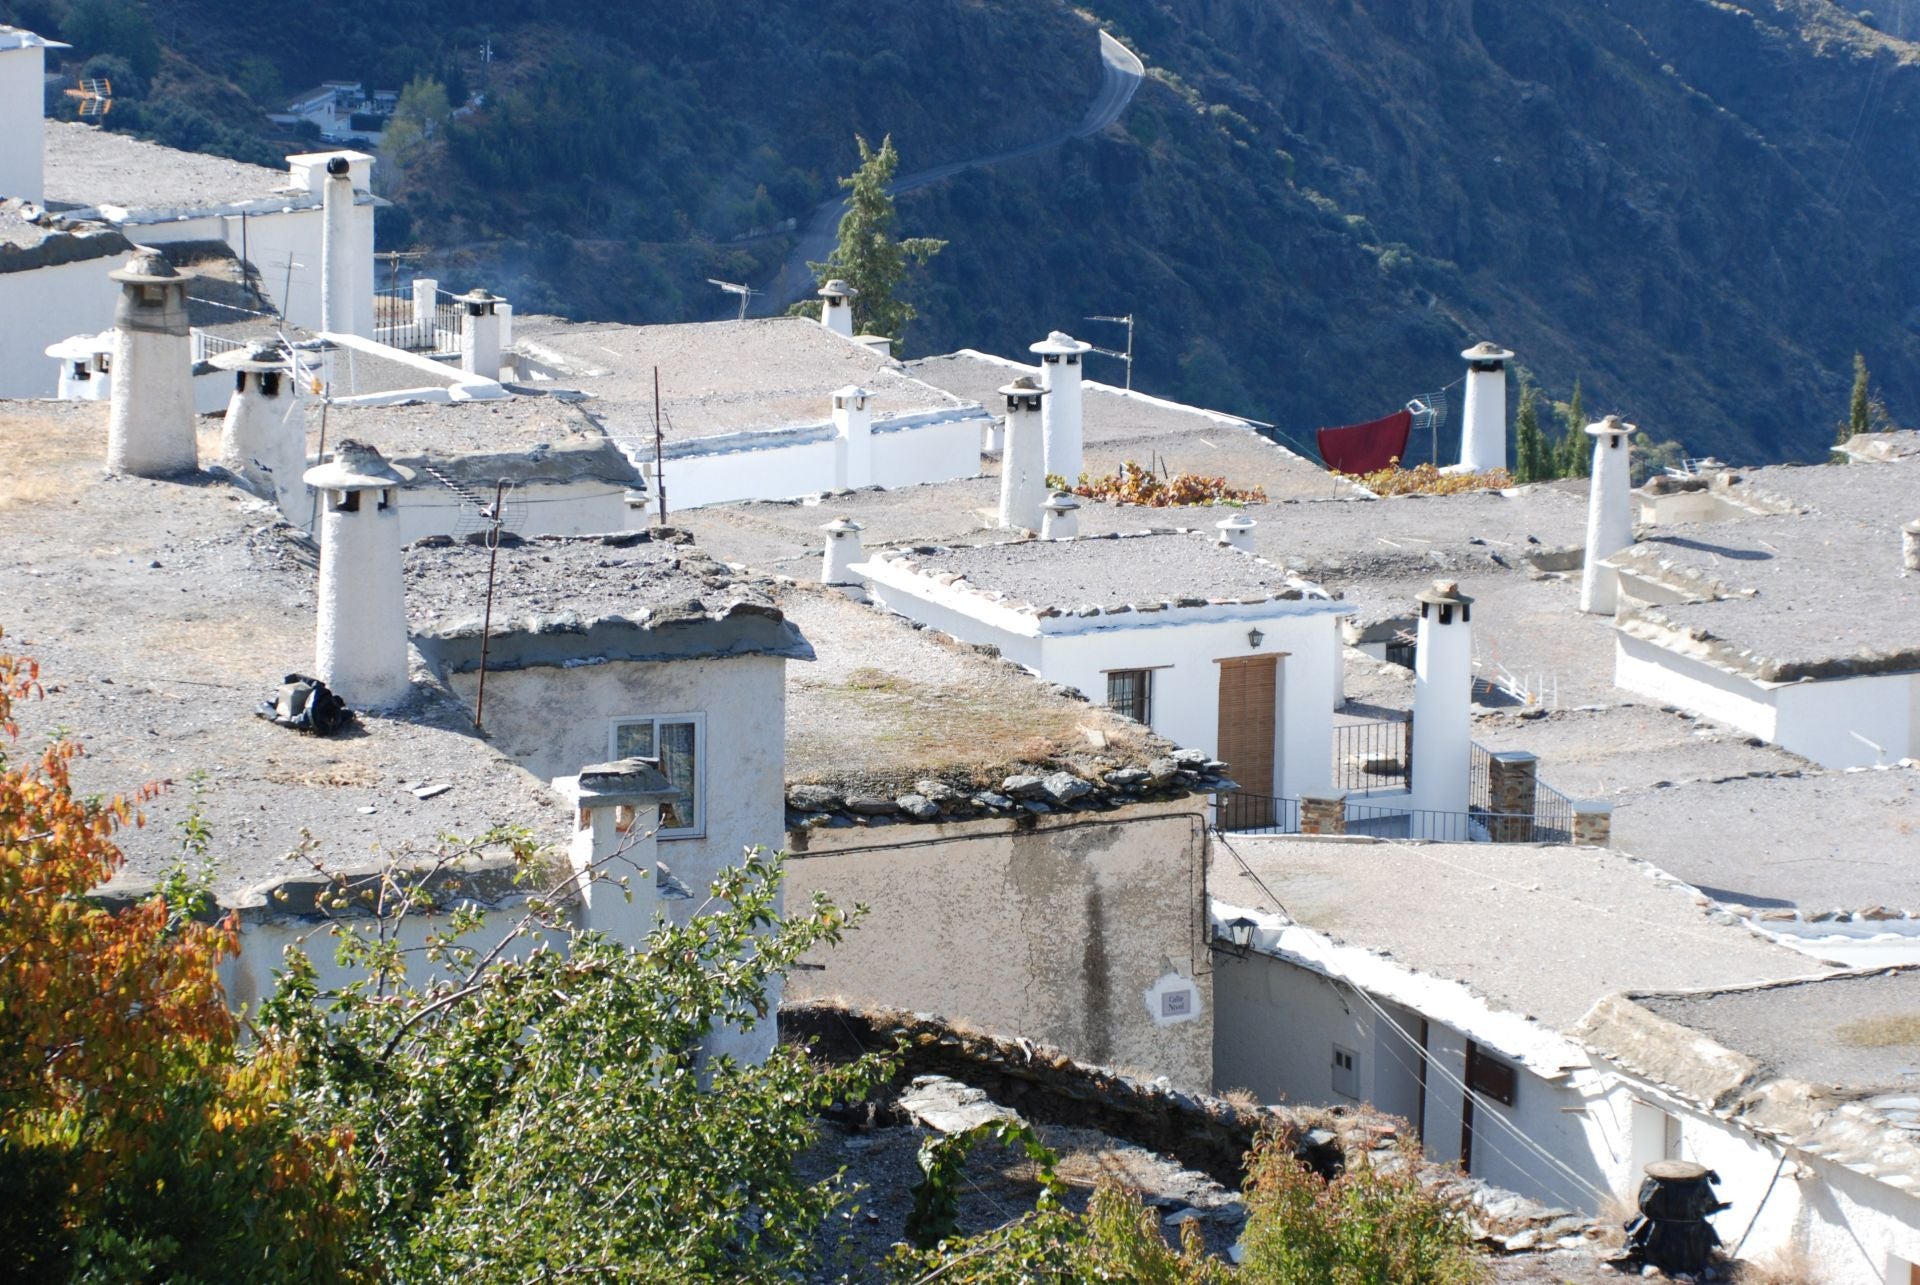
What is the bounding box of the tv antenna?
[706,278,757,321]
[65,77,113,118]
[375,249,427,293]
[1084,313,1135,390]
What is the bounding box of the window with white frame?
[608,713,704,839]
[1105,669,1153,726]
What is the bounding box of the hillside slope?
[14,0,1917,463]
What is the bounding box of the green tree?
[1512,372,1551,483]
[807,134,946,351]
[63,0,160,81]
[1557,377,1590,478]
[377,76,452,186]
[1843,351,1873,443]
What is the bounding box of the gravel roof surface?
[318,397,639,487]
[1468,702,1805,801]
[907,350,1349,500]
[897,531,1290,610]
[1612,767,1920,913]
[0,200,130,266]
[779,585,1160,793]
[1212,837,1818,1031]
[45,121,294,212]
[1638,969,1920,1100]
[404,533,747,628]
[321,343,464,398]
[678,479,1007,577]
[0,401,558,895]
[510,316,973,439]
[1614,457,1919,676]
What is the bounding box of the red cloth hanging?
[1316,409,1413,474]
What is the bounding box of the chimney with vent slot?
[565,758,677,945]
[997,376,1049,532]
[818,279,857,338]
[1031,331,1093,485]
[105,250,197,477]
[1216,512,1256,552]
[831,385,873,488]
[1041,490,1079,539]
[457,287,504,380]
[215,339,305,512]
[821,515,865,586]
[1408,579,1473,815]
[1580,415,1636,614]
[304,441,412,709]
[1458,341,1514,474]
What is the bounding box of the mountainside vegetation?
[9,0,1918,465]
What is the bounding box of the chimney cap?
[998,375,1048,399]
[1415,578,1473,608]
[210,338,292,373]
[1460,341,1515,362]
[1030,330,1093,356]
[110,249,180,285]
[303,440,414,490]
[822,515,865,535]
[574,757,680,806]
[1043,490,1080,513]
[1585,413,1635,439]
[1905,519,1920,535]
[1215,512,1256,533]
[833,384,873,401]
[818,279,858,299]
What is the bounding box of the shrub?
[1064,459,1267,507]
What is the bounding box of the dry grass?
[1733,1244,1825,1285]
[1836,1013,1920,1048]
[1219,1086,1262,1110]
[0,410,101,510]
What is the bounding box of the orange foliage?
[1062,460,1267,508]
[0,631,360,1278]
[1336,459,1514,496]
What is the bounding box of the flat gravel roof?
[45,121,293,213]
[902,531,1290,611]
[318,397,640,488]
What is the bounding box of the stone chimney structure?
[303,441,413,710]
[997,376,1049,532]
[821,516,865,586]
[215,339,305,510]
[1903,519,1920,572]
[1041,490,1080,540]
[0,27,62,203]
[1031,331,1093,484]
[105,250,196,477]
[831,385,873,489]
[1408,579,1473,816]
[1215,512,1256,552]
[566,758,679,946]
[1580,415,1636,615]
[818,279,857,338]
[1458,341,1514,474]
[457,287,504,380]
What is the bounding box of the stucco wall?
[396,480,637,541]
[660,420,982,510]
[870,418,981,489]
[783,802,1214,1090]
[1614,632,1779,744]
[0,255,123,398]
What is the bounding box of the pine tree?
[1848,352,1873,440]
[807,135,947,353]
[1557,378,1590,478]
[1513,374,1550,483]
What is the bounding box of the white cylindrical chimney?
[1579,415,1636,615]
[47,333,113,402]
[411,277,438,346]
[303,441,413,710]
[0,27,54,204]
[818,279,858,339]
[831,385,874,489]
[1458,341,1514,474]
[1904,519,1920,573]
[1215,512,1256,552]
[319,156,358,335]
[457,287,504,380]
[1408,579,1474,816]
[1031,331,1093,485]
[216,339,306,511]
[567,758,677,948]
[997,376,1049,532]
[821,516,866,585]
[1041,490,1080,540]
[105,250,197,477]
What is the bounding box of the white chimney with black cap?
[997,375,1049,532]
[831,384,873,488]
[457,287,505,380]
[1031,331,1093,484]
[1408,579,1473,815]
[818,279,858,339]
[565,758,679,945]
[318,155,364,336]
[1580,415,1636,615]
[105,250,197,477]
[304,441,413,710]
[1458,341,1514,474]
[215,338,305,510]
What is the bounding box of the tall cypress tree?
[1557,378,1589,478]
[1848,352,1873,440]
[808,135,947,353]
[1513,374,1550,483]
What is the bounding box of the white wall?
[3,256,123,398]
[870,418,981,489]
[394,481,638,542]
[660,419,983,511]
[1614,633,1780,744]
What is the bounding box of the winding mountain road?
[757,30,1144,315]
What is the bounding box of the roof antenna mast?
[1085,313,1136,391]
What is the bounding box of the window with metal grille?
[1106,669,1152,726]
[608,713,705,838]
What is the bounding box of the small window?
[1331,1045,1359,1099]
[609,713,705,839]
[1106,669,1152,726]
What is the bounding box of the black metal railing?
[1468,741,1493,815]
[1215,792,1299,835]
[373,285,462,355]
[1332,718,1410,793]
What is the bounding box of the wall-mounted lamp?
[1212,915,1258,959]
[1247,628,1265,649]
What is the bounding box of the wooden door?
[1217,655,1277,829]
